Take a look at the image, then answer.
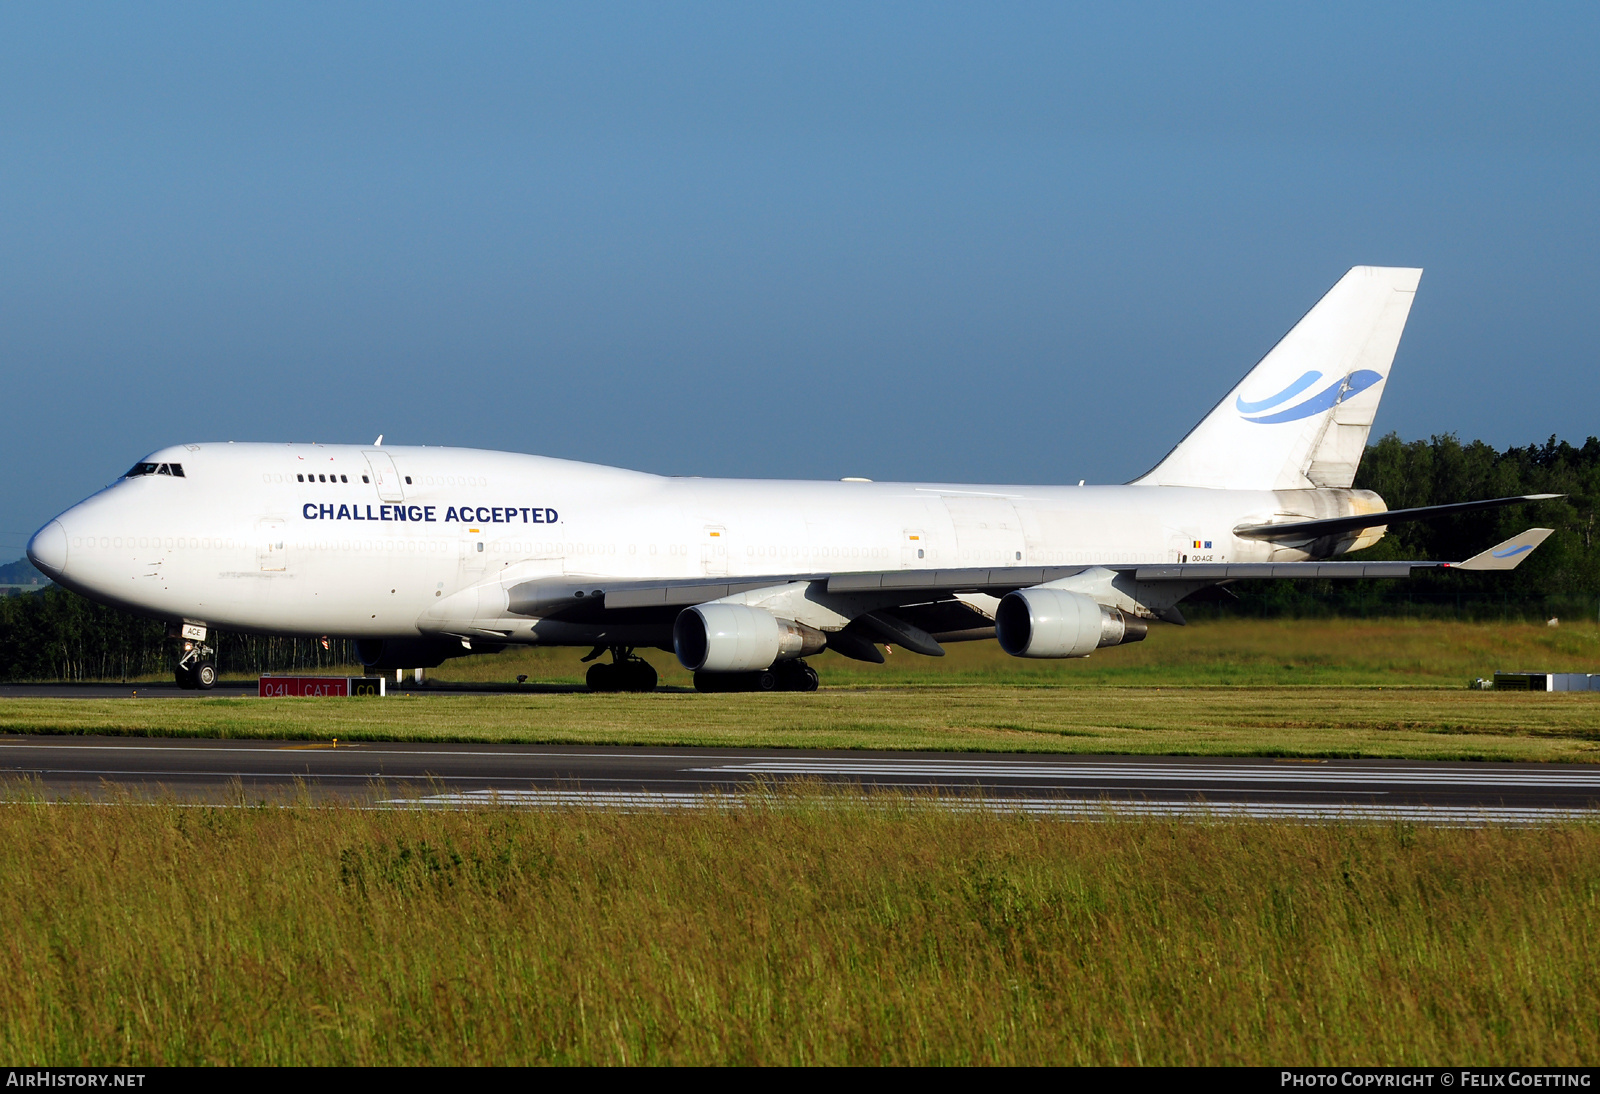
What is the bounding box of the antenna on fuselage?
[373,435,383,445]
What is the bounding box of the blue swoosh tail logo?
[1237,369,1384,425]
[1235,371,1321,413]
[1492,544,1533,559]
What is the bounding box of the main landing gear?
[174,640,217,690]
[693,658,819,693]
[583,647,659,693]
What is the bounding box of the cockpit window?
[123,462,184,478]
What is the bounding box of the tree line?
[0,433,1596,681]
[0,590,359,682]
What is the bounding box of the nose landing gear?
[174,640,217,690]
[582,647,659,693]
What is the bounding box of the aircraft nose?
[26,520,69,581]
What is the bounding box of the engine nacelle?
[994,588,1148,658]
[673,603,826,672]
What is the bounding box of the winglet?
[1451,528,1554,570]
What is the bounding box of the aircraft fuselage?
[30,441,1375,639]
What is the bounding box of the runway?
[2,735,1598,822]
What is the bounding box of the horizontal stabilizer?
[1451,528,1554,571]
[1234,494,1562,543]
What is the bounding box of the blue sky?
[3,3,1597,556]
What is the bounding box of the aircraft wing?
[507,527,1554,619]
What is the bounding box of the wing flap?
[830,567,1068,593]
[1136,562,1417,581]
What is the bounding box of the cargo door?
[257,518,287,572]
[941,496,1026,566]
[1165,526,1213,564]
[363,450,406,502]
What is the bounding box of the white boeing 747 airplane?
[28,266,1555,691]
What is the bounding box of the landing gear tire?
[586,653,658,693]
[774,659,819,692]
[693,660,818,693]
[195,661,217,690]
[693,671,734,693]
[175,665,197,690]
[586,662,616,692]
[622,660,658,692]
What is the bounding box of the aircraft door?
[363,450,405,502]
[257,519,287,572]
[702,525,729,576]
[902,529,928,567]
[460,528,487,578]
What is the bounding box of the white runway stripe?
[382,787,1600,825]
[690,760,1600,788]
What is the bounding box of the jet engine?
[994,588,1148,658]
[674,603,826,672]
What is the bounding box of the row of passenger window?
[290,472,416,484]
[123,463,185,478]
[267,471,462,487]
[74,536,226,550]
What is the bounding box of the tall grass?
[1,793,1596,1065]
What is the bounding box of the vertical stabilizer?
[1134,266,1421,490]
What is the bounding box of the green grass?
[2,687,1599,761]
[7,618,1598,1065]
[1,793,1595,1065]
[93,617,1600,688]
[423,616,1600,688]
[6,619,1597,761]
